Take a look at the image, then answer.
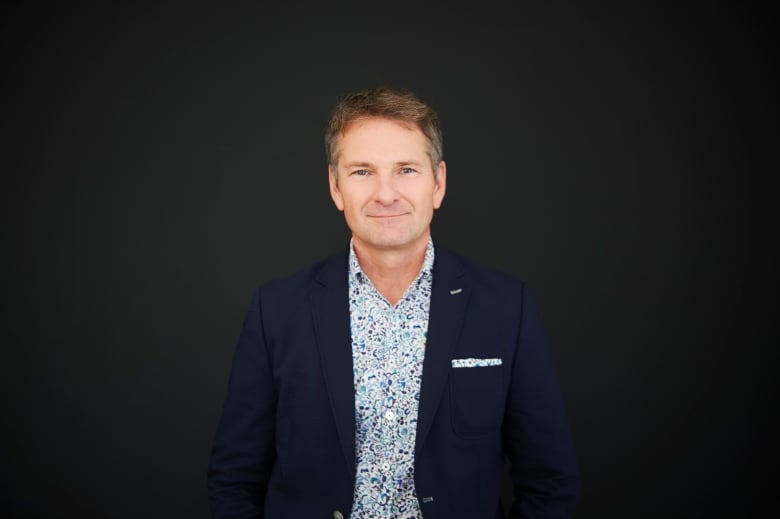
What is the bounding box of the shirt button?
[385,410,395,421]
[382,462,391,472]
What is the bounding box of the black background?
[2,1,777,517]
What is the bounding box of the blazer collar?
[416,246,471,451]
[309,247,356,474]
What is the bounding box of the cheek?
[340,196,363,218]
[342,189,369,210]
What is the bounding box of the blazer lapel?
[416,247,471,451]
[307,246,471,468]
[309,250,356,474]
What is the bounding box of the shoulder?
[434,245,548,328]
[434,244,528,294]
[254,247,349,299]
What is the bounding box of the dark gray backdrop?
[3,1,777,518]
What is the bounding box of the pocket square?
[451,358,502,368]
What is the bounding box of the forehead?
[337,117,429,160]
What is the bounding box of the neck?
[352,235,430,306]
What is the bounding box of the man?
[208,87,579,518]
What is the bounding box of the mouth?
[368,214,407,219]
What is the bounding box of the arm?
[503,284,580,518]
[208,288,276,519]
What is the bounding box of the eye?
[400,167,417,175]
[350,169,369,176]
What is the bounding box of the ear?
[433,160,447,209]
[328,165,345,211]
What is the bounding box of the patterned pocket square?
[451,358,503,368]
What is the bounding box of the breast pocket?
[449,364,505,439]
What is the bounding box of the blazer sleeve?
[503,284,580,518]
[208,288,276,518]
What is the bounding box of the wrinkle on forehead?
[332,117,433,169]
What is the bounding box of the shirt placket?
[393,299,412,516]
[375,299,395,516]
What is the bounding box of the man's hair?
[325,86,443,170]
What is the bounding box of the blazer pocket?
[449,364,504,439]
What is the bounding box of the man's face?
[329,117,446,255]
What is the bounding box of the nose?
[373,172,399,205]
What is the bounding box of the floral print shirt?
[348,239,434,519]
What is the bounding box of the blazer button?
[333,511,344,519]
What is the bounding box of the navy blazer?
[208,245,579,518]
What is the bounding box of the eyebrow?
[342,160,425,169]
